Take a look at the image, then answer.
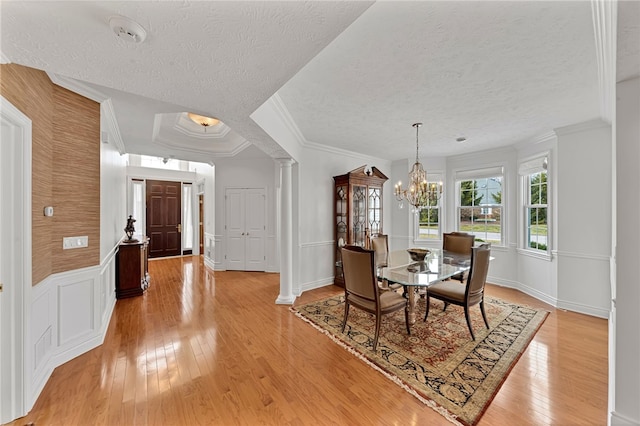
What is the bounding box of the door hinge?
[0,282,3,292]
[225,254,227,259]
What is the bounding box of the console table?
[116,237,150,299]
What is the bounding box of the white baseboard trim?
[299,277,334,294]
[610,411,639,425]
[557,299,610,319]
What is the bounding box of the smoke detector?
[109,16,147,43]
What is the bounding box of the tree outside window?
[458,177,502,244]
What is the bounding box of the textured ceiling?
[1,1,637,163]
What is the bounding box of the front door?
[146,180,182,258]
[225,188,266,271]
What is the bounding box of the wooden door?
[225,188,265,271]
[146,180,182,258]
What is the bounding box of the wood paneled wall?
[0,63,100,284]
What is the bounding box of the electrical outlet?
[63,236,88,249]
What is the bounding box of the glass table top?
[380,249,471,287]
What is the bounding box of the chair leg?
[373,313,381,351]
[423,295,431,321]
[464,306,476,341]
[405,307,411,335]
[443,301,449,311]
[341,302,350,333]
[480,300,490,329]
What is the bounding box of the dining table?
[379,248,472,325]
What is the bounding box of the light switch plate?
[63,236,88,249]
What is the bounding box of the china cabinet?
[333,165,388,287]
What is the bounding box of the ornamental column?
[275,158,295,304]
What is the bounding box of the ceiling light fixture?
[187,113,220,133]
[394,123,443,213]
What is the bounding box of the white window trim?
[413,173,444,242]
[455,166,505,246]
[519,152,551,254]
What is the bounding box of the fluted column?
[275,158,295,304]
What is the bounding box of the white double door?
[225,188,266,271]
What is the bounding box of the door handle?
[177,224,182,233]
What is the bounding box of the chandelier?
[394,123,443,213]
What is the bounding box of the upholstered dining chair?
[369,234,401,292]
[424,243,491,340]
[369,233,389,269]
[443,231,475,282]
[341,245,410,351]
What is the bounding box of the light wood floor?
[8,255,608,426]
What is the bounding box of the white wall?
[213,157,278,271]
[612,76,640,425]
[555,120,611,317]
[295,145,391,295]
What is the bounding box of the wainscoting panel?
[27,249,117,412]
[204,232,217,270]
[57,277,94,346]
[297,241,335,295]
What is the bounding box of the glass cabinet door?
[368,186,382,235]
[352,185,367,246]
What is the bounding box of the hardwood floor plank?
[6,255,608,425]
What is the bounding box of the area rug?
[291,294,548,426]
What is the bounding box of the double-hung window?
[415,175,443,240]
[520,155,549,252]
[456,166,504,245]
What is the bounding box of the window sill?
[516,247,552,262]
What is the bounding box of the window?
[183,184,194,251]
[456,167,503,244]
[520,155,549,252]
[130,179,145,237]
[416,178,442,240]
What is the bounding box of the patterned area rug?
[292,293,548,426]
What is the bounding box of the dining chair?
[369,233,402,292]
[424,243,491,340]
[443,231,475,282]
[341,245,410,351]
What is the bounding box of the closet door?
[225,188,266,271]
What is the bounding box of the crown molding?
[101,99,126,155]
[268,93,308,146]
[153,134,252,158]
[46,72,108,103]
[554,118,609,136]
[590,0,617,125]
[304,139,389,164]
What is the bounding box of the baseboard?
[299,277,334,294]
[557,299,609,319]
[610,411,640,425]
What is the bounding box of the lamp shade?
[187,112,220,128]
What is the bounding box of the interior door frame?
[0,95,32,423]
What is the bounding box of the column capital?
[276,158,295,166]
